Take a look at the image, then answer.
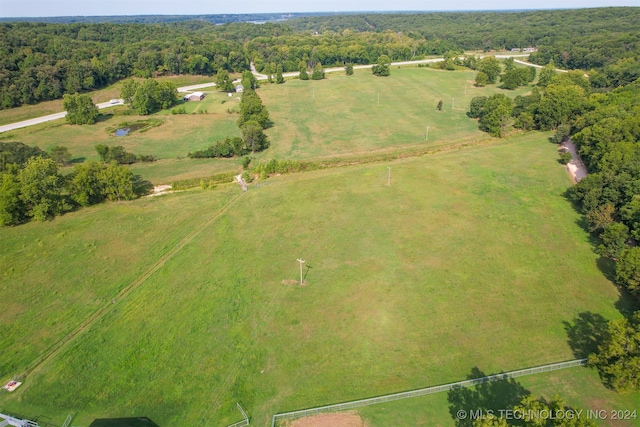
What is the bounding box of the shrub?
[559,151,572,164]
[241,156,251,169]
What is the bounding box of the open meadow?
[2,132,637,426]
[0,67,531,185]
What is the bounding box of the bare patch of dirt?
[286,412,368,427]
[561,140,587,183]
[147,185,173,198]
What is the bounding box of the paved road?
[0,53,536,134]
[0,99,124,134]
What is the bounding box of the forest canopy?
[1,7,638,109]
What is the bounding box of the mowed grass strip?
[1,133,625,426]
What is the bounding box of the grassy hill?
[2,132,636,426]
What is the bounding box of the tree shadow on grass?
[447,367,531,427]
[562,311,609,359]
[69,156,86,164]
[96,113,114,123]
[133,175,154,196]
[89,417,160,427]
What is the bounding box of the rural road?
[0,99,124,133]
[0,54,538,134]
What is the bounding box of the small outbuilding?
[183,92,205,102]
[235,84,244,93]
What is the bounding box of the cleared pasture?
[1,67,530,184]
[1,133,633,426]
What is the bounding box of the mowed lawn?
[1,133,631,426]
[260,67,530,159]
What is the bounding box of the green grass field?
[2,132,636,426]
[358,367,640,426]
[0,96,240,162]
[260,67,530,160]
[1,67,530,185]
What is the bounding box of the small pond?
[114,123,147,136]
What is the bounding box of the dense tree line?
[0,21,247,108]
[2,8,637,109]
[0,142,141,226]
[469,69,591,137]
[567,80,640,300]
[287,8,638,62]
[589,311,640,393]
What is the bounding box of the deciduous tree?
[615,248,640,298]
[100,161,135,202]
[63,93,99,125]
[0,165,26,226]
[312,63,325,80]
[372,55,391,76]
[241,120,269,153]
[18,157,68,221]
[345,63,354,75]
[477,57,501,84]
[216,69,234,92]
[49,146,72,166]
[69,160,106,206]
[589,311,640,392]
[478,94,513,137]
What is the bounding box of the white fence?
[271,359,588,427]
[225,403,249,427]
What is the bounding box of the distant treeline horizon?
[0,7,629,24]
[1,7,638,109]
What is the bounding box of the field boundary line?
[21,191,245,378]
[270,359,588,427]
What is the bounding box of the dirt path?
[287,412,367,427]
[561,139,587,183]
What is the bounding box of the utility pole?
[426,126,429,141]
[297,258,305,285]
[387,166,391,187]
